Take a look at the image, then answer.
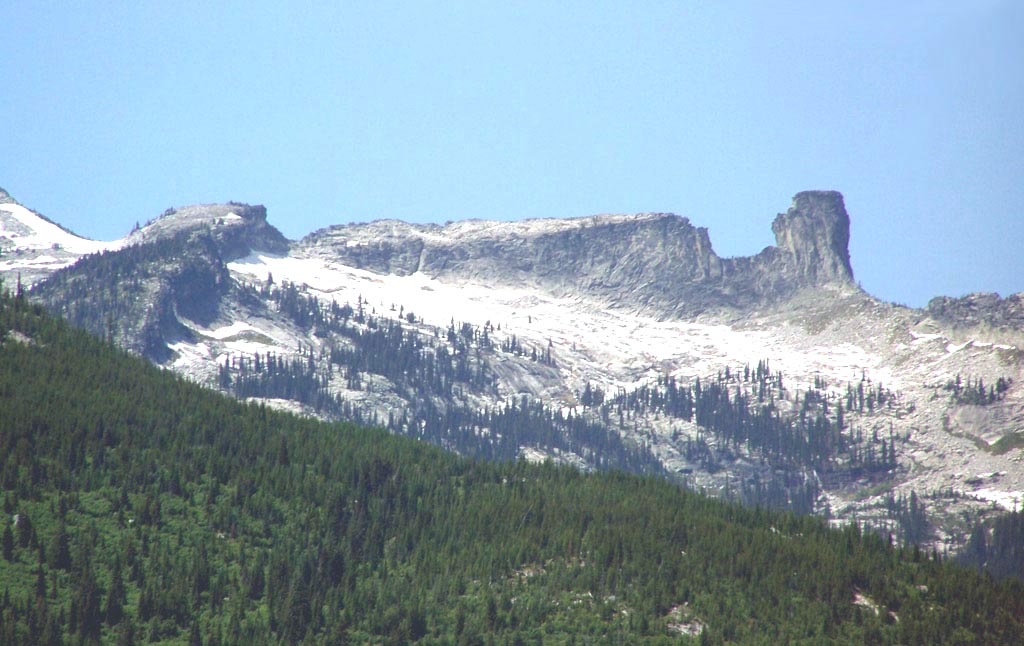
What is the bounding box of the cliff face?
[770,190,853,285]
[30,201,287,361]
[128,202,290,259]
[928,292,1024,330]
[299,191,856,317]
[20,191,860,360]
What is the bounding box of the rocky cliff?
[928,292,1024,331]
[5,186,1024,558]
[30,202,288,360]
[770,190,853,284]
[299,190,856,318]
[128,202,290,258]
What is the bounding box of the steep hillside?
[0,187,125,287]
[2,290,1023,644]
[5,187,1023,557]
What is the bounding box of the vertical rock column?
[771,190,854,286]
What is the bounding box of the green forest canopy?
[2,289,1023,645]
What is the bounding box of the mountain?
[0,187,124,287]
[3,289,1024,644]
[298,189,853,318]
[4,187,1023,557]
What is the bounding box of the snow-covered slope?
[0,189,125,287]
[8,186,1024,554]
[224,249,1024,540]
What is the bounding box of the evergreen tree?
[1,525,12,561]
[47,521,71,571]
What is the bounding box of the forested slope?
[2,289,1023,645]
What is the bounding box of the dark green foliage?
[597,362,900,514]
[943,373,1012,406]
[224,280,661,475]
[883,491,930,545]
[2,291,1024,644]
[961,509,1024,580]
[47,521,71,571]
[1,525,12,561]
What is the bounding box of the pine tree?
[1,525,12,561]
[47,521,71,571]
[73,564,103,641]
[105,557,126,625]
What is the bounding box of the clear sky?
[2,1,1021,307]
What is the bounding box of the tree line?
[3,287,1024,644]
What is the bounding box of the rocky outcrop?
[770,190,853,285]
[32,230,234,361]
[23,190,861,356]
[927,292,1024,330]
[300,191,856,318]
[128,202,289,259]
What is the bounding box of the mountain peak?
[129,202,268,242]
[0,187,15,205]
[771,190,853,285]
[125,201,288,259]
[298,191,856,317]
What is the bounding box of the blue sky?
[2,1,1021,307]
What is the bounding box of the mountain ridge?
[296,190,856,319]
[4,186,1024,557]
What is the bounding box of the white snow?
[202,321,262,340]
[970,488,1023,512]
[227,252,895,393]
[0,256,75,272]
[0,202,125,255]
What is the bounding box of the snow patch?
[0,202,125,255]
[227,252,894,394]
[970,488,1023,512]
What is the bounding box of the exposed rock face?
[15,190,862,356]
[32,231,234,360]
[928,292,1024,330]
[30,201,287,361]
[771,190,853,285]
[8,187,1024,557]
[128,202,289,259]
[298,191,856,318]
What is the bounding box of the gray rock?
[299,191,856,318]
[128,202,289,259]
[927,292,1024,330]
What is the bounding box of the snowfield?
[228,252,898,394]
[4,192,1023,554]
[0,201,124,255]
[1,201,126,285]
